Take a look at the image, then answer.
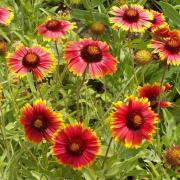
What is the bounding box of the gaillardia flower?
[7,45,56,81]
[109,4,153,32]
[52,124,100,170]
[138,83,172,110]
[134,50,152,65]
[150,10,166,31]
[110,96,159,148]
[149,30,180,65]
[36,18,75,41]
[64,39,117,78]
[20,99,64,144]
[165,145,180,168]
[0,7,14,25]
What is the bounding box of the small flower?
[90,22,106,35]
[0,7,14,25]
[165,145,180,168]
[64,39,117,78]
[152,25,170,40]
[0,40,7,56]
[52,124,100,170]
[7,45,56,81]
[137,83,172,110]
[150,10,166,31]
[20,99,64,144]
[134,50,152,65]
[149,29,180,65]
[36,18,75,41]
[109,4,153,32]
[110,96,159,148]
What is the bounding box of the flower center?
[81,45,102,63]
[33,119,43,129]
[165,37,180,53]
[23,53,39,68]
[46,20,60,31]
[123,8,139,22]
[127,113,143,130]
[171,149,180,159]
[70,143,80,152]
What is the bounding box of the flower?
[36,18,75,41]
[165,145,180,168]
[109,4,153,32]
[0,7,14,25]
[90,22,106,35]
[52,124,100,169]
[137,83,172,110]
[149,29,180,65]
[7,45,56,81]
[20,99,64,144]
[0,40,7,56]
[134,50,152,65]
[150,10,166,31]
[152,25,170,41]
[64,39,117,78]
[110,96,159,148]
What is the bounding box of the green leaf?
[158,1,180,26]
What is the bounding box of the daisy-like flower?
[52,124,100,170]
[109,4,153,32]
[0,7,14,25]
[149,29,180,65]
[110,96,159,148]
[64,39,117,78]
[165,145,180,168]
[36,18,75,41]
[20,99,64,144]
[7,45,56,81]
[138,83,172,110]
[150,10,166,31]
[152,25,170,41]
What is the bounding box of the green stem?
[76,70,87,122]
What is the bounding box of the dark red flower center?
[67,140,85,156]
[23,53,39,68]
[123,8,139,22]
[81,45,102,63]
[127,113,144,130]
[46,20,61,31]
[165,37,180,53]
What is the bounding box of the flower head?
[64,39,117,78]
[149,29,180,65]
[150,10,166,31]
[110,96,159,148]
[109,4,153,32]
[7,45,56,81]
[90,22,106,35]
[20,99,64,144]
[52,124,100,170]
[137,83,172,110]
[165,145,180,168]
[36,18,75,41]
[0,40,7,56]
[0,7,14,25]
[134,50,152,65]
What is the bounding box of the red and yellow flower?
[110,96,159,148]
[109,4,153,32]
[36,18,75,41]
[0,7,14,25]
[150,10,166,31]
[138,83,172,110]
[7,45,56,81]
[64,39,117,78]
[20,99,64,144]
[149,29,180,65]
[52,124,100,170]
